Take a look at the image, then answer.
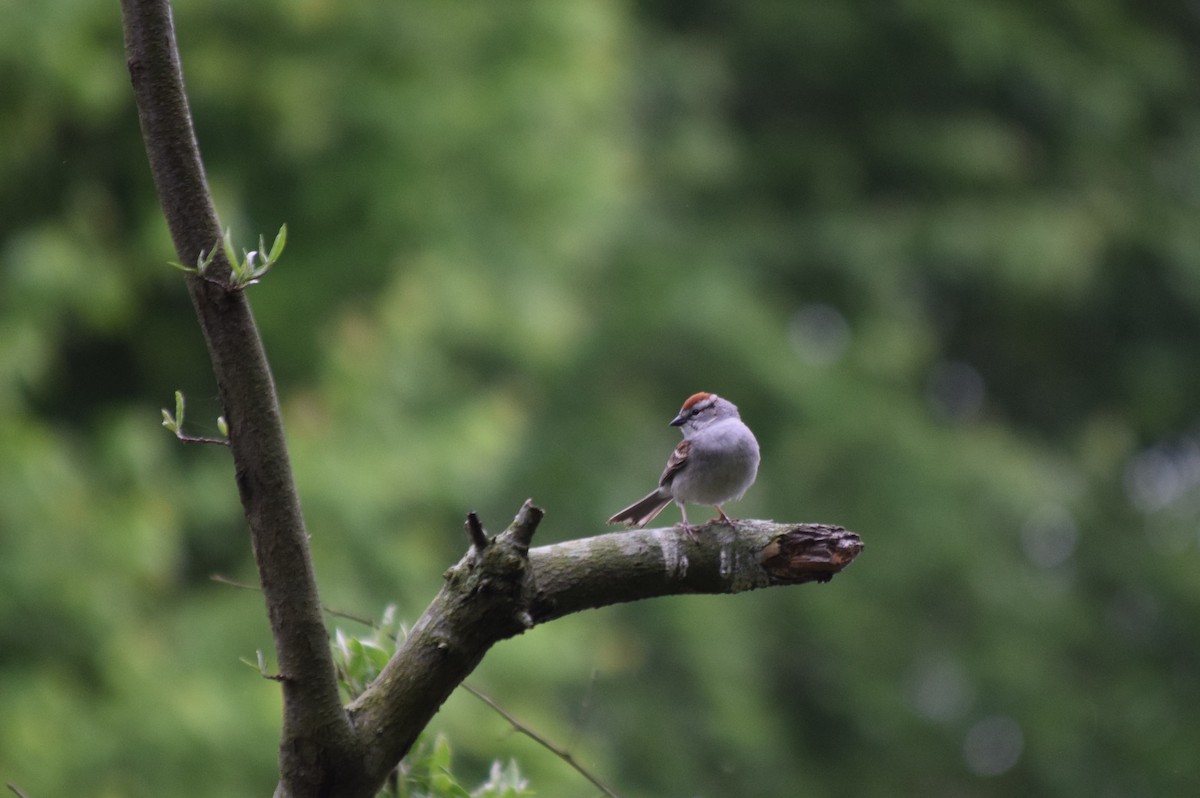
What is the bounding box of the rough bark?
[120,2,367,794]
[345,504,862,792]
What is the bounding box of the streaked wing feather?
[659,439,690,488]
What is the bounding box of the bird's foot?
[711,507,736,526]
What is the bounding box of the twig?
[209,573,259,591]
[465,512,489,551]
[506,499,542,550]
[177,433,230,446]
[323,605,381,629]
[7,784,31,798]
[462,683,623,798]
[210,574,383,630]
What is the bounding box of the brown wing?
[659,438,690,488]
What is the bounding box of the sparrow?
[608,392,760,537]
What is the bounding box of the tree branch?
[120,2,362,794]
[528,519,861,621]
[462,684,623,798]
[346,502,862,792]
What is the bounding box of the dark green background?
[3,1,1199,795]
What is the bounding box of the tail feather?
[608,491,672,528]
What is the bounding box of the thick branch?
[529,519,861,621]
[120,2,359,794]
[347,504,862,792]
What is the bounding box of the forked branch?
[345,503,862,791]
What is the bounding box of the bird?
[608,392,760,537]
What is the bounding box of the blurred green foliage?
[3,0,1200,795]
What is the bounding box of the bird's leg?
[675,504,699,541]
[712,505,735,525]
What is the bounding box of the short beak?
[669,413,686,427]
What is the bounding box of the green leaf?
[361,638,391,672]
[197,242,218,274]
[429,734,453,773]
[162,391,186,435]
[267,223,288,262]
[221,228,237,268]
[473,759,531,797]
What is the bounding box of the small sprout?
[168,242,220,275]
[161,390,230,446]
[226,223,287,289]
[168,225,287,289]
[197,243,220,274]
[267,224,287,262]
[238,650,283,681]
[161,390,186,434]
[221,228,238,270]
[379,602,397,630]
